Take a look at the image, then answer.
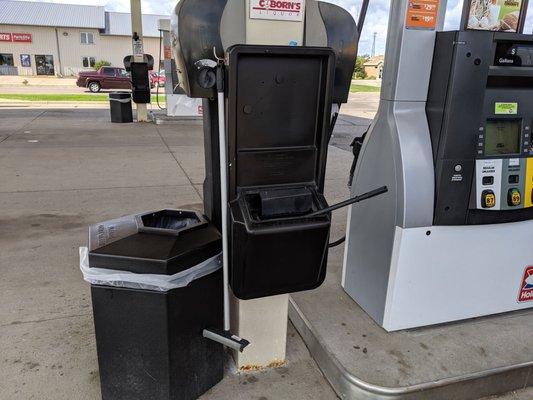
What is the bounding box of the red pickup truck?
[76,67,132,93]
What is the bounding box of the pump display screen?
[484,120,521,156]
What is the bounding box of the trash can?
[80,210,224,400]
[109,92,133,123]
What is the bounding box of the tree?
[353,56,368,79]
[94,60,112,71]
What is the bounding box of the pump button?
[481,190,496,208]
[482,176,494,185]
[508,188,521,207]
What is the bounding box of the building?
[363,55,384,79]
[0,0,169,76]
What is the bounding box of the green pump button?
[508,188,521,207]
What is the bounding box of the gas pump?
[171,0,385,367]
[343,0,533,332]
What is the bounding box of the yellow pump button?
[508,188,521,207]
[482,190,496,208]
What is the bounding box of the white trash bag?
[79,247,222,292]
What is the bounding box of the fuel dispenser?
[343,0,533,331]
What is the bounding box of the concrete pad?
[169,145,206,185]
[0,109,44,136]
[200,323,337,400]
[0,315,101,400]
[331,114,372,151]
[342,93,380,118]
[157,124,205,147]
[481,388,533,400]
[1,128,163,149]
[0,146,189,191]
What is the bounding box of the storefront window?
[20,54,31,67]
[82,56,96,68]
[81,32,94,45]
[0,53,14,66]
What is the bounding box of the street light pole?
[130,0,148,122]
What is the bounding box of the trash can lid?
[109,92,131,99]
[88,210,222,275]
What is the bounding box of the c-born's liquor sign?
[249,0,305,22]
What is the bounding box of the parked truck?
[76,67,132,93]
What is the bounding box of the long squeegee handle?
[308,186,388,217]
[216,63,224,93]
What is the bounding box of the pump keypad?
[475,158,533,210]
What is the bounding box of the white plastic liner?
[79,247,222,292]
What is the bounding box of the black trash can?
[109,92,133,123]
[85,210,224,400]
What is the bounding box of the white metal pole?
[217,90,230,331]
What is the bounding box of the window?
[119,69,129,77]
[0,53,14,66]
[80,32,94,45]
[82,56,95,68]
[102,67,115,76]
[20,54,31,67]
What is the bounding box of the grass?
[350,84,381,93]
[0,93,166,102]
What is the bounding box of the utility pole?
[130,0,148,122]
[371,32,377,57]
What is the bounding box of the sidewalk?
[0,76,78,86]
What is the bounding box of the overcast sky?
[15,0,533,55]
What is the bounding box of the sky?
[13,0,533,56]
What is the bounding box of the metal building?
[0,0,168,76]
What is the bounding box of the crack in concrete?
[0,313,92,329]
[0,110,46,144]
[154,124,203,201]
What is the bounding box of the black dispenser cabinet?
[226,46,336,300]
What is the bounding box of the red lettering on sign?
[254,0,302,11]
[0,33,12,42]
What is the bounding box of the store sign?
[249,0,305,22]
[406,0,440,30]
[466,0,524,32]
[0,32,32,43]
[12,33,32,43]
